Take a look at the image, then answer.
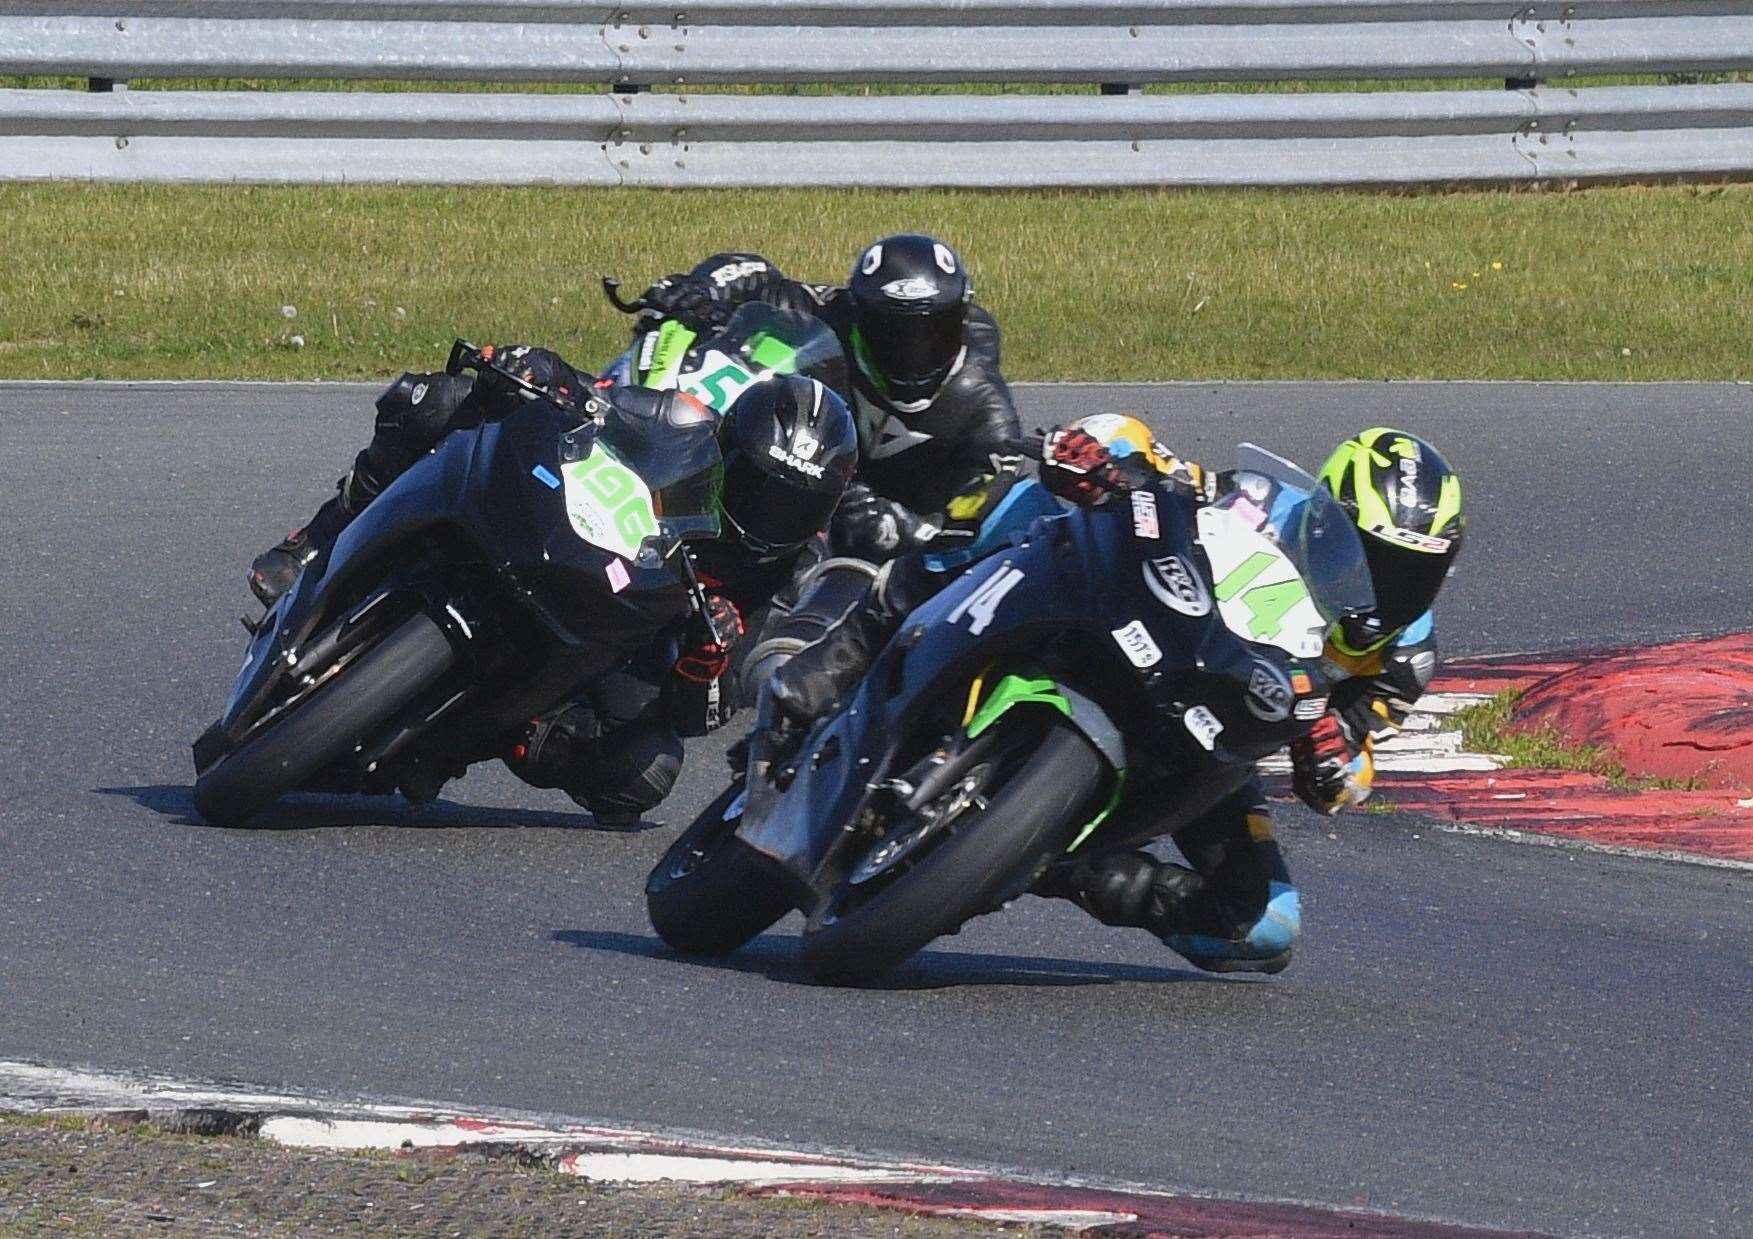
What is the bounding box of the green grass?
[1450,689,1700,791]
[0,182,1749,381]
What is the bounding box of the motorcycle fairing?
[216,399,688,745]
[737,486,1261,895]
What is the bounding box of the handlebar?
[444,338,603,420]
[1005,433,1047,462]
[601,277,648,315]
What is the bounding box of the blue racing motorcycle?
[646,446,1375,984]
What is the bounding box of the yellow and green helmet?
[1318,428,1464,635]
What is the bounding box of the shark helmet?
[718,374,858,560]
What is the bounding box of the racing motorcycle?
[645,446,1376,984]
[602,279,877,708]
[599,279,850,413]
[190,304,841,827]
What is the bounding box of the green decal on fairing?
[683,358,757,410]
[1213,550,1311,642]
[1068,768,1128,852]
[966,674,1071,739]
[560,448,660,560]
[745,331,798,373]
[642,321,696,388]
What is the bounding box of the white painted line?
[1415,818,1753,873]
[928,1206,1141,1228]
[1406,692,1496,716]
[261,1116,606,1150]
[0,1061,428,1119]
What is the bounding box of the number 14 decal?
[1213,551,1307,641]
[949,565,1025,635]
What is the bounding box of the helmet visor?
[722,450,839,555]
[857,305,963,397]
[1360,533,1454,630]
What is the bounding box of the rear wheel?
[193,611,456,827]
[646,782,794,956]
[800,717,1106,986]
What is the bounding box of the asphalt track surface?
[2,381,1749,1238]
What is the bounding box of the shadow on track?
[551,928,1217,990]
[96,785,664,834]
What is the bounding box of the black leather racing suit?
[680,253,1025,557]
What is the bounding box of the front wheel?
[193,611,456,827]
[800,718,1106,986]
[646,782,794,957]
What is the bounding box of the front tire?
[800,718,1106,986]
[646,782,794,957]
[193,611,456,826]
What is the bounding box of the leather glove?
[675,593,744,684]
[1290,714,1375,815]
[472,344,586,413]
[638,273,730,335]
[1041,427,1127,507]
[831,485,940,560]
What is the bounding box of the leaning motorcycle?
[189,343,729,827]
[645,446,1376,984]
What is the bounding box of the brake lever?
[445,338,604,420]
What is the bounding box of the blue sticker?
[531,464,561,490]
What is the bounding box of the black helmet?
[846,233,971,411]
[719,374,858,560]
[1318,427,1465,650]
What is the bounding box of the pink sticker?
[1231,496,1267,529]
[606,558,631,593]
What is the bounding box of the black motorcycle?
[645,446,1376,984]
[190,342,729,827]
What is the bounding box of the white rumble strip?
[1260,692,1506,776]
[0,1060,969,1186]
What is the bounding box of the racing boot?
[248,448,392,606]
[1035,849,1299,975]
[247,484,356,607]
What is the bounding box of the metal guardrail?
[1,1,1750,185]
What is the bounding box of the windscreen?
[1228,444,1376,625]
[714,303,851,402]
[562,397,724,557]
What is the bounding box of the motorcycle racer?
[766,418,1464,974]
[633,235,1025,562]
[246,352,857,824]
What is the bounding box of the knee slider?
[577,719,684,817]
[1066,851,1165,928]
